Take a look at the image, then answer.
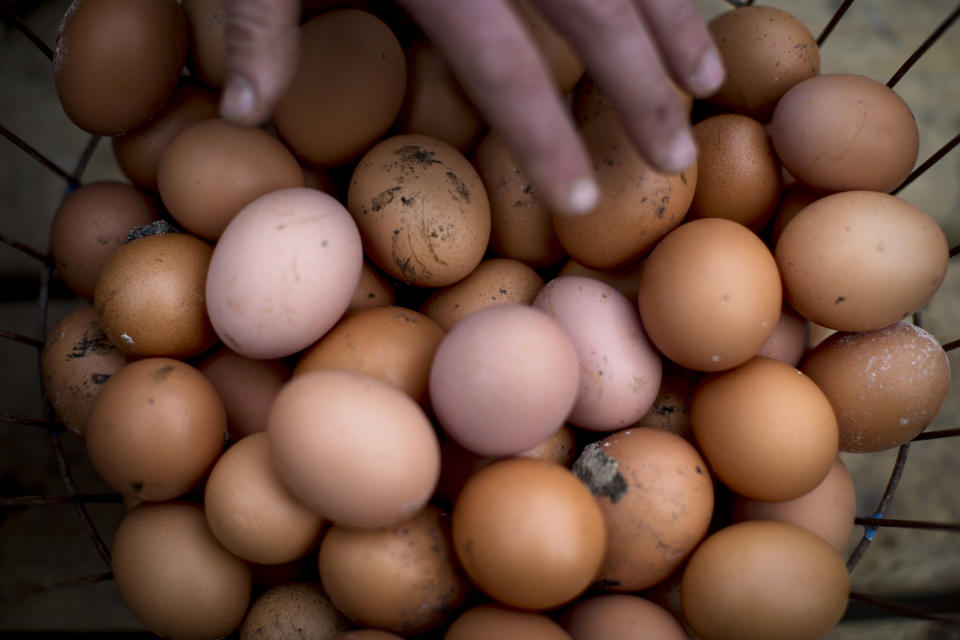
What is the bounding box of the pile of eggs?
[39,0,952,638]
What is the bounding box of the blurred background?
[0,0,958,636]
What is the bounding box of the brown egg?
[268,369,441,528]
[348,259,397,312]
[556,258,645,304]
[111,502,251,640]
[510,0,584,92]
[332,632,403,640]
[53,0,189,135]
[681,521,849,640]
[766,182,821,248]
[395,40,484,153]
[692,357,838,502]
[182,0,226,88]
[633,364,700,439]
[770,74,919,194]
[50,181,160,302]
[732,456,856,554]
[197,347,291,441]
[689,114,782,231]
[520,423,577,466]
[533,276,662,431]
[275,9,406,167]
[157,118,306,240]
[204,432,325,564]
[319,506,471,635]
[801,322,950,452]
[420,258,544,331]
[429,304,580,456]
[561,594,687,640]
[708,6,819,121]
[452,458,606,610]
[41,305,128,438]
[755,303,809,367]
[775,191,949,332]
[85,358,226,501]
[294,305,445,407]
[572,73,693,128]
[445,604,572,640]
[240,582,349,640]
[112,80,219,191]
[553,109,697,270]
[472,133,566,268]
[347,134,491,287]
[95,232,218,359]
[573,428,713,591]
[637,218,782,372]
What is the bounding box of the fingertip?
[219,74,259,124]
[688,48,725,98]
[558,174,600,217]
[660,129,698,174]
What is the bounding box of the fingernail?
[563,175,599,216]
[663,131,697,174]
[689,49,725,97]
[219,74,257,123]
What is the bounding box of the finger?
[530,0,696,174]
[220,0,301,125]
[397,0,599,216]
[634,0,724,98]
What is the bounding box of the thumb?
[220,0,301,125]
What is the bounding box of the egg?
[444,604,572,640]
[240,582,350,640]
[800,322,950,452]
[332,632,404,640]
[94,231,219,359]
[85,357,226,501]
[552,109,697,270]
[318,506,471,635]
[707,5,820,121]
[50,181,160,302]
[681,521,849,640]
[632,365,700,439]
[775,191,949,332]
[41,305,128,438]
[688,114,782,231]
[572,427,713,591]
[112,79,219,192]
[157,118,306,240]
[637,218,782,372]
[348,259,398,312]
[766,182,821,248]
[452,458,606,610]
[472,133,566,268]
[294,305,446,407]
[395,39,484,153]
[205,187,363,360]
[533,276,662,431]
[111,502,251,640]
[691,357,838,502]
[770,74,919,193]
[204,431,325,564]
[429,304,580,456]
[196,347,291,441]
[419,258,545,331]
[53,0,189,135]
[556,258,645,304]
[572,73,692,128]
[347,134,491,287]
[274,9,406,166]
[755,303,809,367]
[731,455,856,554]
[561,594,687,640]
[268,369,440,528]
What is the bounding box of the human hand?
[218,0,724,217]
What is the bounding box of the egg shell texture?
[774,190,949,332]
[533,276,661,431]
[240,582,350,640]
[348,134,491,287]
[800,322,950,452]
[206,187,363,360]
[444,604,572,640]
[561,594,687,640]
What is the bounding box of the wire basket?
[0,0,958,636]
